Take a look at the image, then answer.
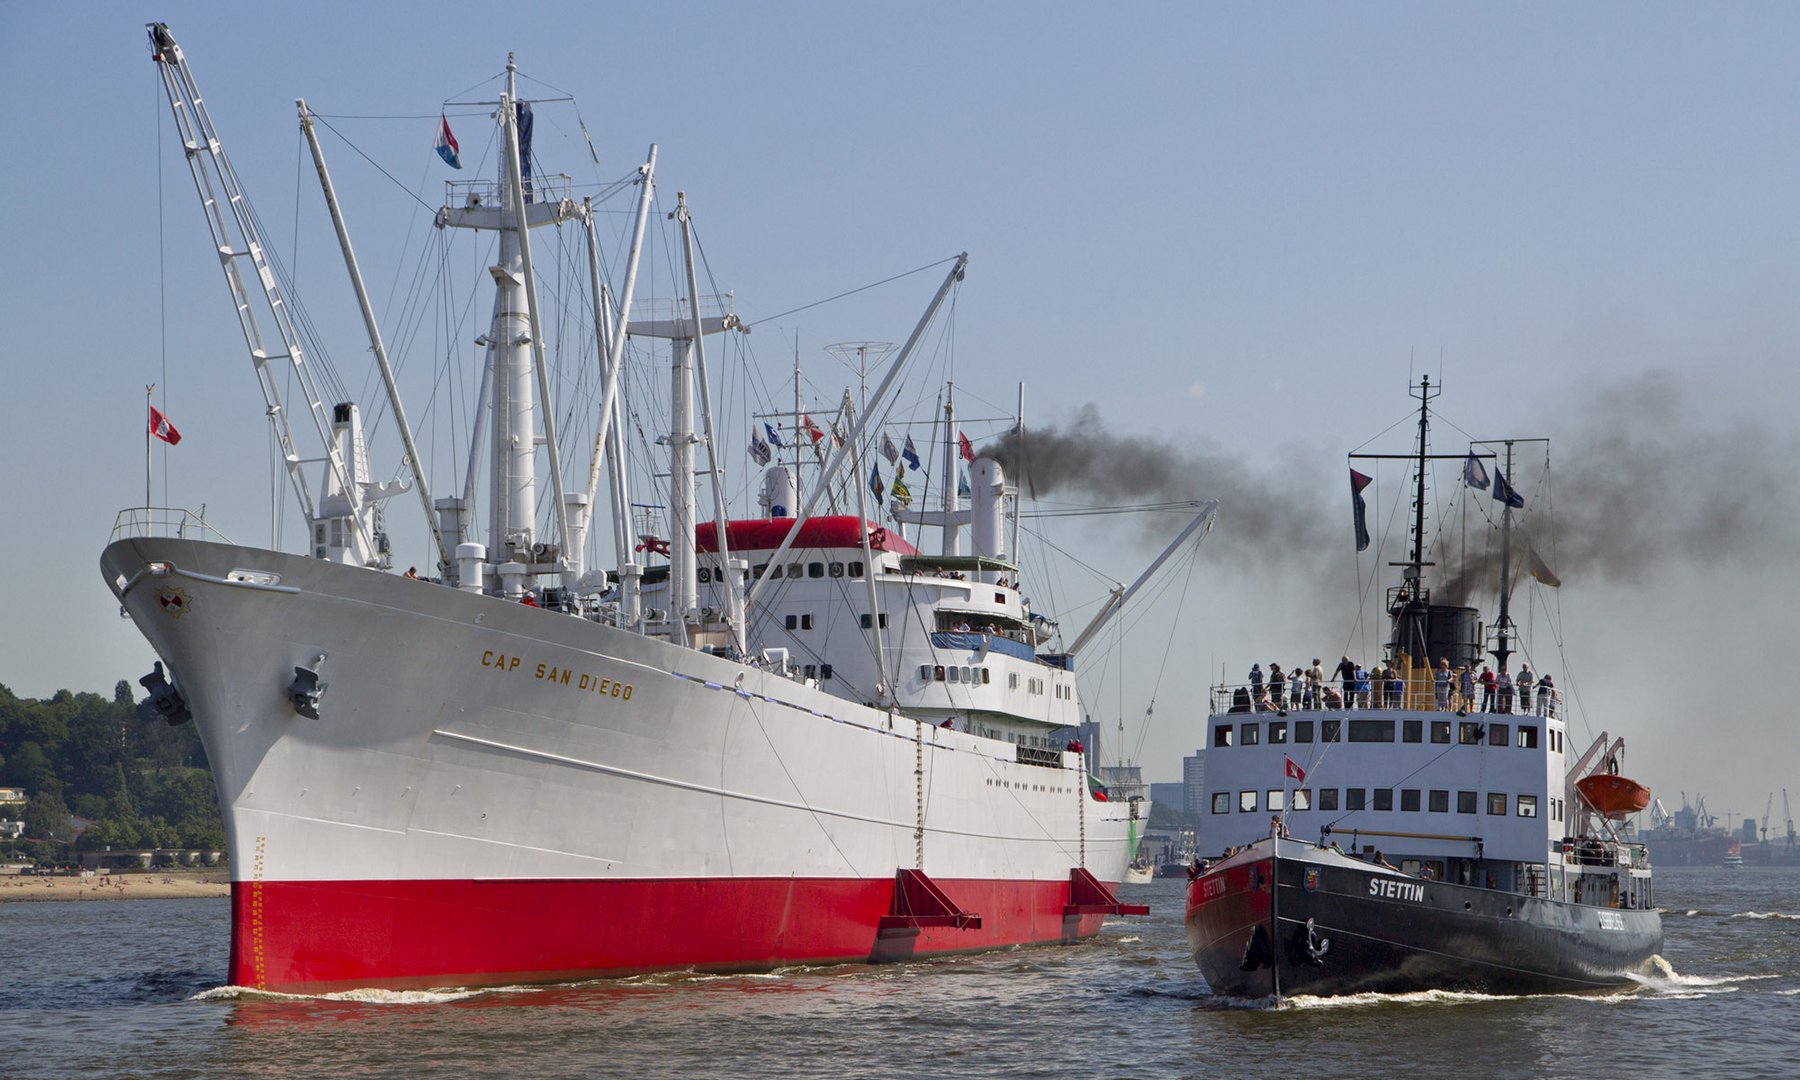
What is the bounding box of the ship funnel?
[759,466,796,518]
[970,457,1008,580]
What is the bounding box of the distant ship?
[1184,378,1662,997]
[1642,795,1742,867]
[105,25,1190,993]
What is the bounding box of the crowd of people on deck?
[1229,655,1561,716]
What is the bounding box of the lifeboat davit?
[1576,774,1652,818]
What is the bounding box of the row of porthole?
[920,664,992,684]
[986,778,1069,794]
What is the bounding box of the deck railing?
[110,507,233,545]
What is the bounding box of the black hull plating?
[1185,848,1663,998]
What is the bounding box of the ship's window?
[801,613,813,630]
[981,668,991,685]
[1269,721,1288,744]
[804,664,817,679]
[1008,672,1020,690]
[1214,725,1233,748]
[1458,790,1478,814]
[1293,720,1315,743]
[1349,720,1394,743]
[1517,725,1539,749]
[1401,789,1421,812]
[808,562,825,579]
[1488,793,1508,816]
[948,667,961,683]
[820,664,833,680]
[1239,723,1260,746]
[1345,788,1366,811]
[1517,795,1539,818]
[963,667,973,682]
[994,591,1006,603]
[919,665,932,681]
[934,665,945,682]
[698,566,711,583]
[789,562,802,579]
[829,561,845,578]
[1212,792,1231,814]
[859,613,888,629]
[849,561,864,578]
[1268,790,1286,812]
[1293,789,1311,811]
[752,563,768,579]
[784,614,798,630]
[1373,789,1393,811]
[1431,721,1452,744]
[1459,722,1484,745]
[1321,719,1342,743]
[1403,720,1422,743]
[1429,789,1450,813]
[1488,723,1509,747]
[769,565,784,579]
[1318,788,1339,812]
[1239,790,1258,813]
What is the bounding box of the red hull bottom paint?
[230,877,1111,993]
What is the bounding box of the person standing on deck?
[1517,664,1535,713]
[1479,665,1497,712]
[1497,666,1514,714]
[1434,658,1452,711]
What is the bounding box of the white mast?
[942,383,961,556]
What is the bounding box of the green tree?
[4,742,55,794]
[22,789,72,842]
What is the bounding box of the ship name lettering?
[1368,878,1425,902]
[535,663,573,685]
[481,650,521,672]
[576,673,633,700]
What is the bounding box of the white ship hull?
[104,536,1141,992]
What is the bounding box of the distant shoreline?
[0,873,229,902]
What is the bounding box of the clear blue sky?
[6,3,1799,826]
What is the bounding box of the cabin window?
[1459,722,1484,745]
[1008,672,1020,690]
[1373,789,1393,811]
[1517,725,1539,749]
[849,561,864,578]
[1292,789,1311,811]
[1487,793,1508,816]
[769,565,784,580]
[820,664,833,680]
[788,562,802,579]
[804,664,817,679]
[934,665,945,682]
[1458,790,1478,814]
[1293,720,1315,743]
[1267,790,1286,812]
[1401,789,1421,812]
[1269,721,1288,744]
[1517,795,1539,818]
[827,561,844,578]
[1402,720,1422,743]
[808,562,825,579]
[1239,723,1260,746]
[981,668,991,685]
[1214,725,1233,748]
[859,613,889,629]
[752,563,768,580]
[1345,788,1366,811]
[784,614,798,630]
[919,665,932,682]
[801,614,813,630]
[1212,792,1231,814]
[698,566,712,583]
[1431,721,1451,744]
[1321,719,1342,743]
[1239,791,1258,813]
[1348,720,1395,743]
[1429,789,1450,813]
[1488,722,1510,747]
[948,667,961,684]
[1318,789,1339,812]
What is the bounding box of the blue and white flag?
[1462,451,1488,490]
[957,467,971,498]
[901,435,921,471]
[880,431,899,466]
[764,421,786,448]
[1493,467,1525,509]
[435,114,462,169]
[749,435,771,467]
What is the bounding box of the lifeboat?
[1576,774,1652,818]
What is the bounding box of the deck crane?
[1762,793,1775,843]
[1786,789,1797,850]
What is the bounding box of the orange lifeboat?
[1576,774,1651,818]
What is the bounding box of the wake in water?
[192,984,542,1005]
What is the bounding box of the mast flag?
[902,435,921,470]
[1284,755,1307,783]
[958,430,975,462]
[881,432,899,465]
[764,421,786,448]
[1493,467,1525,509]
[1349,468,1372,551]
[1462,450,1488,489]
[749,435,771,466]
[149,406,182,445]
[870,464,885,501]
[1527,544,1562,587]
[435,114,461,169]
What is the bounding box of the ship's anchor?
[1300,917,1330,965]
[1239,923,1272,971]
[139,661,192,726]
[287,653,328,720]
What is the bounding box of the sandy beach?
[0,873,229,902]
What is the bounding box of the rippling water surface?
[6,867,1797,1078]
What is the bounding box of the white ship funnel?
[970,457,1008,580]
[760,466,796,518]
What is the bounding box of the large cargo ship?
[106,25,1182,993]
[1184,379,1662,998]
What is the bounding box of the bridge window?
[1239,790,1258,813]
[1293,720,1314,743]
[1488,793,1508,816]
[1318,788,1339,811]
[1321,720,1342,743]
[1214,725,1233,748]
[1269,721,1288,744]
[1403,720,1422,743]
[1459,722,1484,745]
[1400,789,1421,812]
[1488,723,1510,747]
[1267,790,1286,812]
[1516,725,1539,749]
[1292,789,1311,811]
[1239,723,1260,746]
[1431,721,1451,744]
[1212,792,1231,814]
[1458,791,1478,814]
[1517,795,1539,818]
[1348,720,1394,743]
[1429,789,1449,813]
[1372,789,1393,811]
[1345,788,1366,811]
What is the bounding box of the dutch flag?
[435,113,461,170]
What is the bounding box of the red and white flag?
[1283,755,1306,783]
[958,430,975,462]
[149,406,182,446]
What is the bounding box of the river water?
[5,866,1796,1079]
